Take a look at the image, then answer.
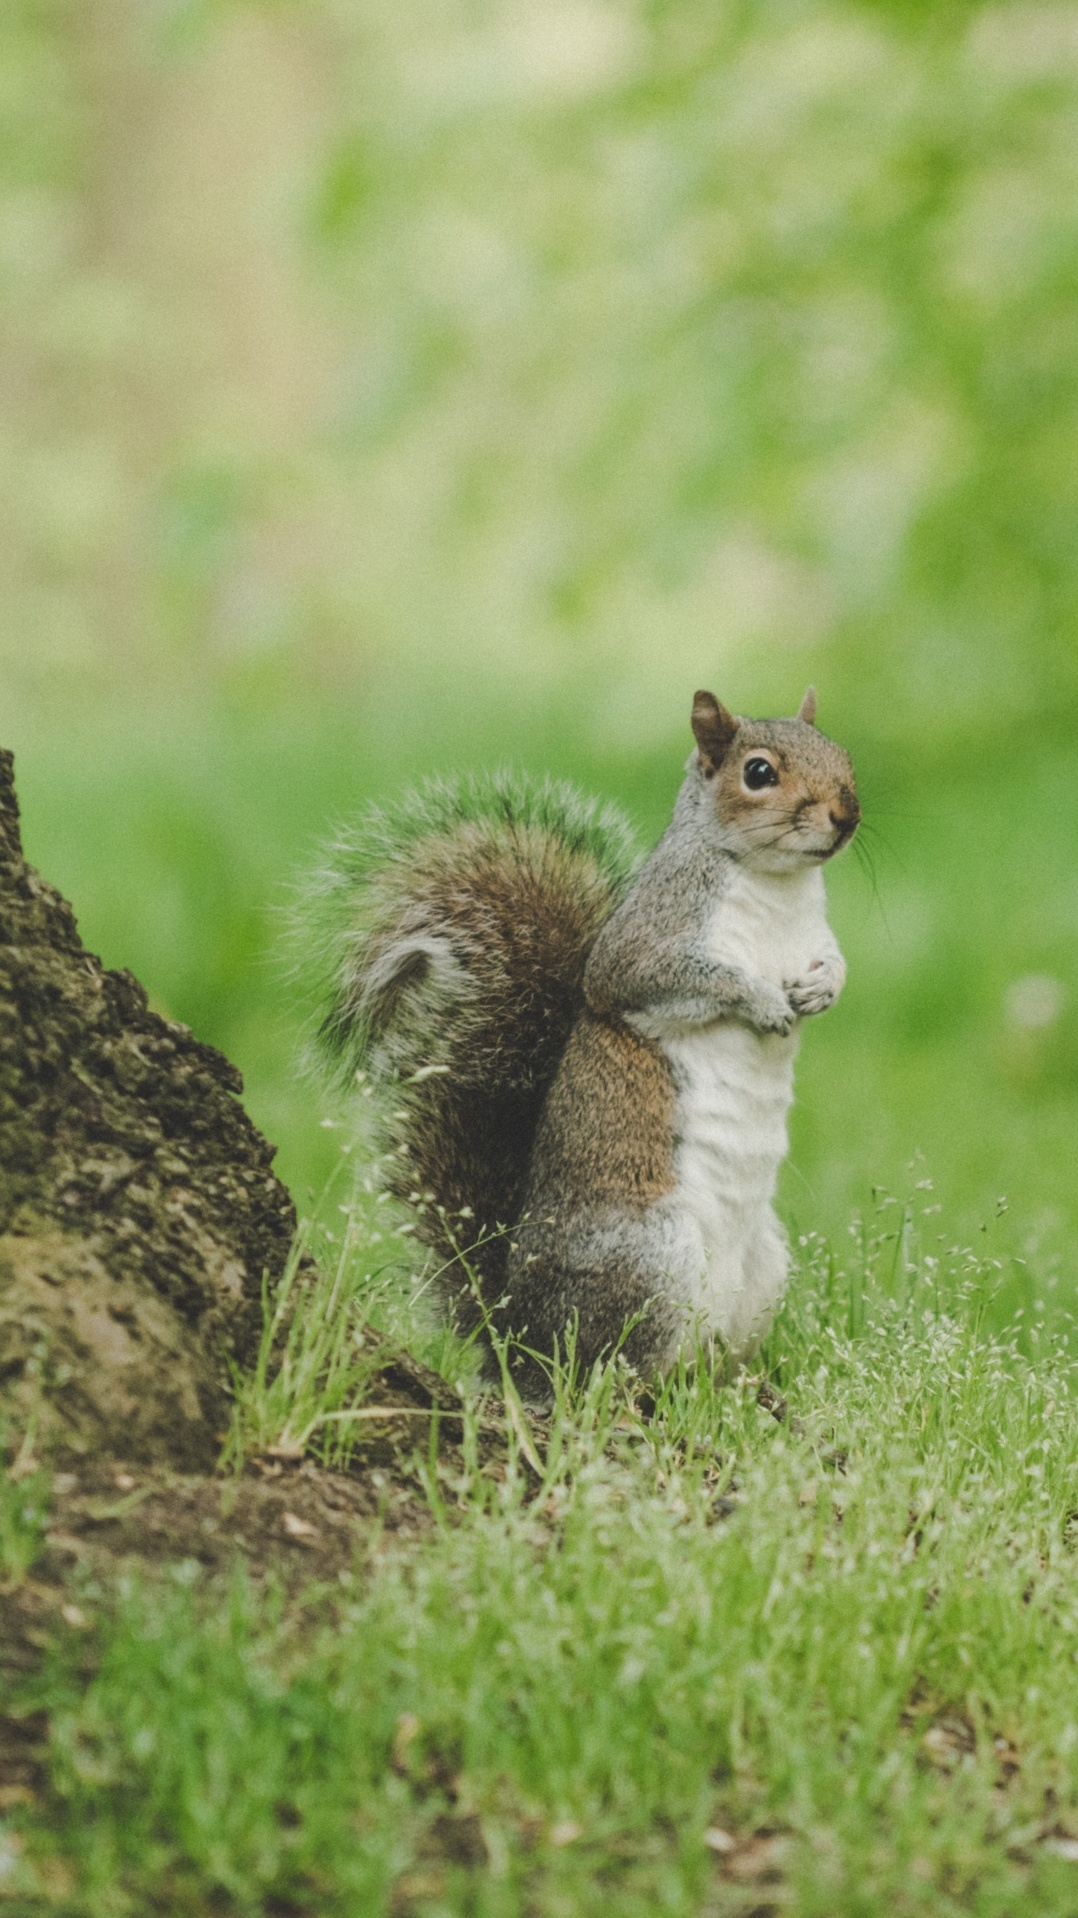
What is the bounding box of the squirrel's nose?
[829,802,860,837]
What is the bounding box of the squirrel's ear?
[691,691,739,774]
[797,685,817,727]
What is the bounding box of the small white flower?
[1005,973,1066,1030]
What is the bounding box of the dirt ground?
[0,1414,454,1819]
[0,1337,493,1685]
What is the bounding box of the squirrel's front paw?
[785,957,844,1018]
[747,982,797,1037]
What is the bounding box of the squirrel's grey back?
[294,770,640,1326]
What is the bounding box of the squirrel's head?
[689,687,860,871]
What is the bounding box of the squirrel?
[299,687,859,1395]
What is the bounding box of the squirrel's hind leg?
[502,1205,698,1396]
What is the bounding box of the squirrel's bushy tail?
[294,770,640,1327]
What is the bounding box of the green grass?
[222,1167,464,1472]
[8,1190,1078,1915]
[0,1444,50,1593]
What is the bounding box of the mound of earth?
[0,745,305,1468]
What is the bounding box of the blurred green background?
[3,0,1076,1285]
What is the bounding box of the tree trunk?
[0,748,301,1468]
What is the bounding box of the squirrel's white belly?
[660,868,830,1358]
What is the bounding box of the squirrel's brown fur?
[374,821,626,1328]
[296,774,640,1339]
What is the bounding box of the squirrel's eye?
[743,757,778,791]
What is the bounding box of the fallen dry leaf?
[549,1820,582,1848]
[723,1831,791,1883]
[392,1712,421,1772]
[1042,1836,1078,1863]
[703,1826,736,1854]
[7,1454,41,1484]
[392,1871,444,1902]
[36,1859,75,1900]
[922,1717,975,1772]
[282,1511,317,1540]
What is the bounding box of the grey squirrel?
[301,688,859,1393]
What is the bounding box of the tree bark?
[0,748,301,1468]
